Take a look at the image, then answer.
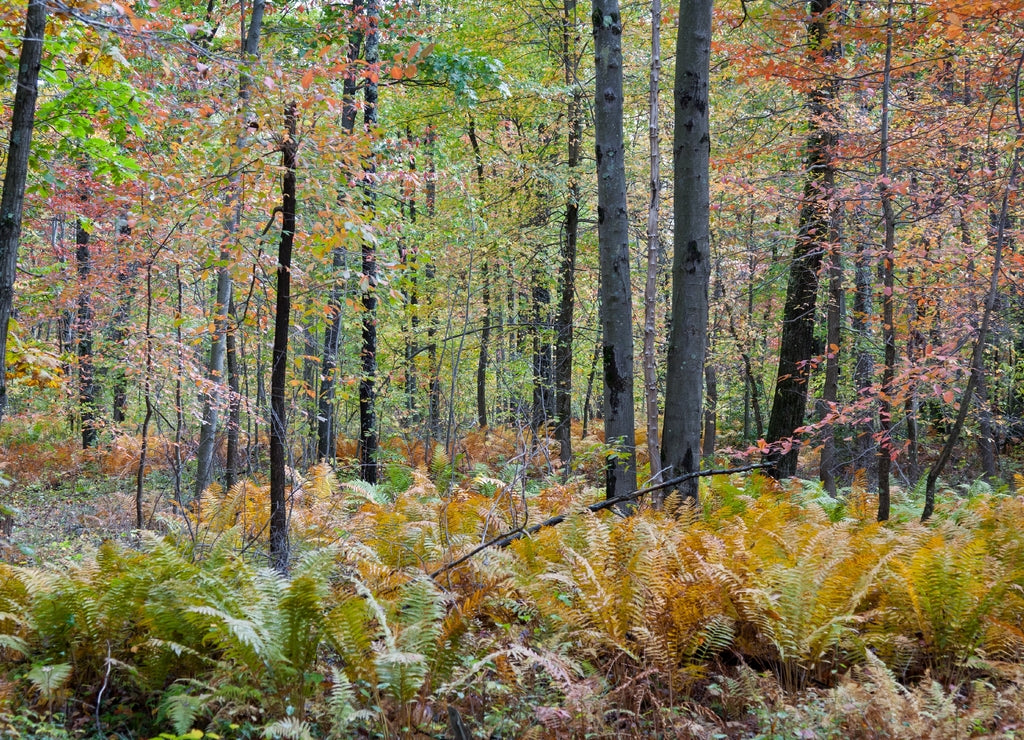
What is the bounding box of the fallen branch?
[428,461,771,581]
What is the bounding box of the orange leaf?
[942,390,954,404]
[404,63,418,78]
[389,64,403,79]
[300,68,314,90]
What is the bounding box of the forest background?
[2,0,1024,737]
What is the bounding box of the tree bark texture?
[358,0,380,484]
[643,0,663,483]
[765,0,838,479]
[270,102,298,572]
[0,0,46,427]
[660,0,712,507]
[195,0,265,496]
[76,216,96,449]
[317,29,363,462]
[592,0,638,507]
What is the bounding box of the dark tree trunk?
[592,0,638,507]
[553,1,583,476]
[269,102,298,572]
[0,0,46,426]
[764,0,838,479]
[358,0,380,485]
[877,5,895,521]
[468,116,490,429]
[317,31,362,462]
[660,0,712,506]
[76,217,97,449]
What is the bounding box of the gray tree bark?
[592,0,637,507]
[660,0,712,507]
[195,0,265,496]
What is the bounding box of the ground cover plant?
[2,427,1024,739]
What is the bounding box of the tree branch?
[428,461,771,581]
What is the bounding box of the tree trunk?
[819,241,842,497]
[660,0,712,507]
[225,296,241,490]
[358,0,380,485]
[642,0,663,483]
[317,31,362,462]
[877,3,895,521]
[764,0,838,479]
[531,272,554,431]
[592,0,638,508]
[195,0,265,496]
[468,116,491,430]
[269,102,298,572]
[75,216,97,449]
[0,0,46,427]
[109,222,136,424]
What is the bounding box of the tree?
[269,102,298,572]
[0,0,46,427]
[764,0,839,479]
[642,0,663,485]
[592,0,637,506]
[194,0,266,497]
[660,0,712,507]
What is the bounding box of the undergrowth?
[1,428,1024,737]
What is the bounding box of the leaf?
[942,390,954,404]
[390,65,403,79]
[300,68,314,90]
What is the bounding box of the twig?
[427,461,771,581]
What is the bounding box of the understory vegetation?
[2,420,1024,739]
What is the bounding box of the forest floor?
[3,419,1024,738]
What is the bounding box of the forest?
[2,0,1024,737]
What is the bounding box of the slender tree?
[75,214,96,449]
[358,0,381,484]
[554,0,583,473]
[269,102,298,572]
[318,29,362,462]
[0,0,46,427]
[660,0,712,507]
[764,0,838,479]
[592,0,637,506]
[642,0,663,484]
[195,0,265,496]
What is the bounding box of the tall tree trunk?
[877,3,895,521]
[317,31,362,462]
[195,0,265,496]
[269,102,298,572]
[764,0,838,479]
[468,116,491,430]
[819,241,842,497]
[660,0,712,507]
[425,128,442,443]
[553,0,582,474]
[531,272,554,431]
[592,0,637,507]
[358,0,380,484]
[0,0,46,427]
[75,215,96,449]
[224,296,241,490]
[109,221,136,424]
[642,0,663,483]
